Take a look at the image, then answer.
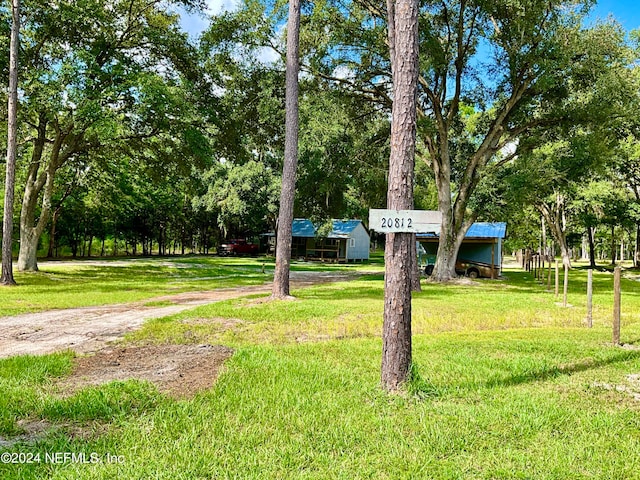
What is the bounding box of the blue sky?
[180,0,640,40]
[589,0,640,31]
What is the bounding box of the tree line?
[1,0,640,277]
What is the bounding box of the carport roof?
[417,222,506,239]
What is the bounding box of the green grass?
[3,333,640,479]
[3,260,640,478]
[0,255,380,317]
[131,265,640,346]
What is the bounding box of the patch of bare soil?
[592,373,640,401]
[0,420,52,448]
[58,344,234,399]
[0,270,371,359]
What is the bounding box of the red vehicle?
[217,239,259,256]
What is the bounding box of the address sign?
[369,209,442,234]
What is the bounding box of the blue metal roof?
[465,222,507,239]
[417,222,506,239]
[288,219,365,238]
[328,220,362,238]
[291,219,316,237]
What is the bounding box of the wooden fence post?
[586,269,593,328]
[563,263,569,307]
[613,266,621,345]
[555,260,559,298]
[547,257,552,291]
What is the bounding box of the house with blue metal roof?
[285,219,370,261]
[417,222,507,278]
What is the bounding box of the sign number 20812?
[381,217,412,229]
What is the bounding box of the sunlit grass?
[131,266,640,346]
[3,333,640,478]
[0,255,383,317]
[4,258,640,478]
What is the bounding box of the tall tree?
[14,0,206,271]
[272,0,301,299]
[291,0,632,281]
[381,0,419,391]
[1,0,19,286]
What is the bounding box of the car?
[217,239,259,256]
[424,258,496,278]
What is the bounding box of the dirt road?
[0,271,363,358]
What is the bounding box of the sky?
[180,0,640,41]
[589,0,640,31]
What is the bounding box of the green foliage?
[195,160,280,236]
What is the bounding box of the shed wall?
[346,224,370,260]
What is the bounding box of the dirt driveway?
[0,270,364,359]
[0,269,374,409]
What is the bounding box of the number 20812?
[381,217,413,229]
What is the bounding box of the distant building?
[266,219,370,262]
[418,222,507,278]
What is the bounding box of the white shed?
[287,219,370,262]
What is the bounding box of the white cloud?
[256,46,280,65]
[178,0,241,39]
[205,0,240,15]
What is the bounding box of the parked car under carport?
[423,258,497,279]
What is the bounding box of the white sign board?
[369,209,442,234]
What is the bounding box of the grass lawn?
[2,260,640,478]
[0,255,381,317]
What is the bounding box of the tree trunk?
[17,118,72,271]
[431,223,468,281]
[410,233,421,292]
[429,159,476,281]
[635,224,640,268]
[271,0,301,300]
[538,196,571,269]
[17,231,39,271]
[1,0,20,286]
[587,225,596,269]
[610,225,616,265]
[381,0,419,392]
[47,208,61,258]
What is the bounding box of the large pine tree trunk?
[272,0,301,299]
[381,0,419,392]
[1,0,20,286]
